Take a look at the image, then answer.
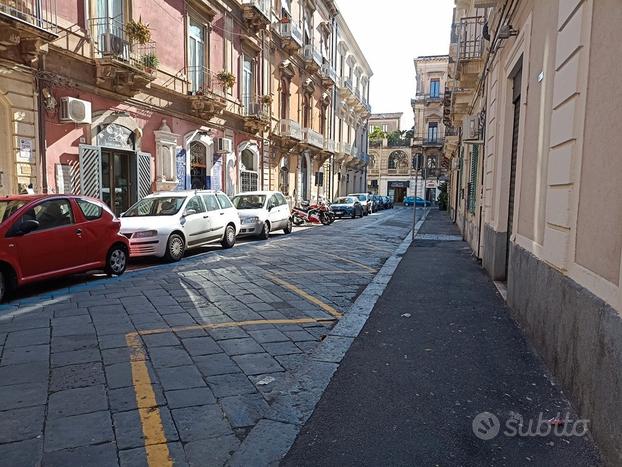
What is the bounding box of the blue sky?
[337,0,455,130]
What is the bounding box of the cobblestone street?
[0,208,417,466]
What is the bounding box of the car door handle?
[219,212,224,215]
[203,215,209,218]
[75,229,82,236]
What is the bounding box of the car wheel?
[105,244,128,276]
[259,221,270,240]
[283,219,293,234]
[221,225,236,249]
[164,233,185,262]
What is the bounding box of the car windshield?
[123,196,186,217]
[0,200,27,224]
[335,197,353,204]
[232,195,266,209]
[356,195,367,201]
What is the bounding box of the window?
[388,155,398,170]
[202,194,221,211]
[276,193,287,206]
[77,199,103,220]
[240,148,259,192]
[186,196,205,214]
[188,19,206,94]
[21,199,74,231]
[382,124,388,132]
[427,122,438,142]
[124,197,186,217]
[468,144,479,214]
[430,79,440,98]
[242,56,254,111]
[268,195,278,209]
[216,194,233,209]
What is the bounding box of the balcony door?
[427,122,438,143]
[242,57,253,111]
[188,19,206,94]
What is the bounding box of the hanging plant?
[141,53,159,71]
[216,70,236,89]
[261,94,273,104]
[125,18,152,45]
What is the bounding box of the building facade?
[412,55,450,201]
[0,0,371,214]
[367,112,418,203]
[444,0,622,463]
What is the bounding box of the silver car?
[348,193,372,215]
[232,191,292,239]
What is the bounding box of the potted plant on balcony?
[125,18,152,45]
[216,70,236,90]
[261,95,273,104]
[141,53,159,73]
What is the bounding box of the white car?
[120,190,240,262]
[231,191,292,239]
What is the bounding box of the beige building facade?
[412,55,451,200]
[445,0,622,462]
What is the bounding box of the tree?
[368,127,386,140]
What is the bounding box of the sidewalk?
[282,210,601,466]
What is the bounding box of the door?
[505,67,522,278]
[10,199,84,279]
[95,0,125,56]
[202,193,226,240]
[183,195,210,247]
[242,57,254,111]
[75,198,108,266]
[267,195,283,229]
[301,156,309,201]
[188,19,206,93]
[0,99,11,196]
[102,151,133,216]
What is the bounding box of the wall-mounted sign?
[96,123,135,150]
[18,138,34,163]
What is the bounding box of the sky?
[337,0,455,131]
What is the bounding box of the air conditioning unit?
[216,137,233,153]
[59,97,92,124]
[463,115,482,141]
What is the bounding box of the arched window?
[240,148,259,192]
[279,156,289,194]
[388,153,398,169]
[368,154,376,169]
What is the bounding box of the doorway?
[101,150,135,216]
[393,187,406,203]
[301,155,309,200]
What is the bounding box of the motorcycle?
[291,200,335,226]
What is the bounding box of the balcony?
[301,44,322,72]
[323,138,335,154]
[241,0,271,31]
[0,0,58,63]
[458,16,485,61]
[273,21,303,52]
[319,63,337,87]
[279,118,302,141]
[412,131,445,147]
[186,67,227,120]
[241,96,270,133]
[90,17,157,96]
[302,127,324,150]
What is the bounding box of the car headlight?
[241,216,259,225]
[133,230,158,238]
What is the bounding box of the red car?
[0,195,129,301]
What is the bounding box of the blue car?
[403,196,431,207]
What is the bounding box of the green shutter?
[468,144,479,214]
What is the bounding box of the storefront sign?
[387,181,409,189]
[426,180,438,188]
[18,138,34,163]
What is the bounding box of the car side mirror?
[120,211,126,217]
[14,219,40,236]
[183,209,197,217]
[267,205,274,211]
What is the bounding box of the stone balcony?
[186,67,227,120]
[241,97,270,133]
[301,44,322,73]
[273,20,303,53]
[89,17,157,96]
[302,127,324,150]
[319,63,337,87]
[0,0,58,64]
[241,0,271,31]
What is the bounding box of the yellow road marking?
[321,252,377,272]
[268,275,344,318]
[126,316,339,467]
[125,333,173,467]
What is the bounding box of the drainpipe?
[36,56,48,194]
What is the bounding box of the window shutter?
[468,144,479,213]
[79,144,102,199]
[137,152,152,200]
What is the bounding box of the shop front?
[388,180,410,203]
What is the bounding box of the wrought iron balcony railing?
[458,16,485,61]
[90,17,157,72]
[0,0,57,33]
